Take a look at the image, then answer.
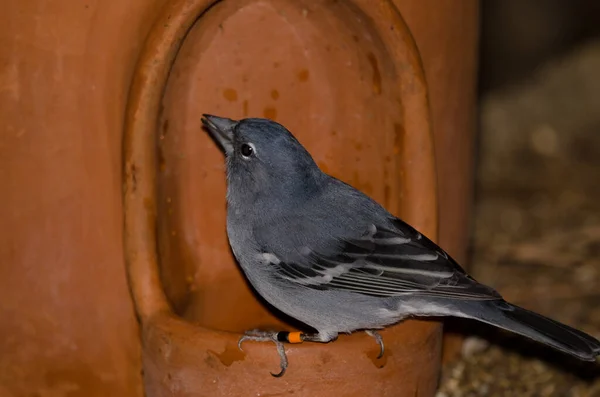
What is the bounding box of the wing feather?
[262,218,501,301]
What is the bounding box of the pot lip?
[145,310,442,354]
[123,0,439,334]
[123,0,218,323]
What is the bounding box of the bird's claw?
[366,330,385,359]
[237,329,274,351]
[238,330,289,377]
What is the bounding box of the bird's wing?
[262,218,502,301]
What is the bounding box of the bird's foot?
[238,330,336,377]
[365,330,385,358]
[238,330,305,377]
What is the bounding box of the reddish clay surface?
[398,1,480,361]
[0,1,169,396]
[125,0,440,395]
[1,0,477,396]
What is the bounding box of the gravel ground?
[437,41,600,397]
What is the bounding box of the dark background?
[479,0,600,93]
[440,2,600,395]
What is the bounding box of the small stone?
[530,124,559,156]
[461,336,490,358]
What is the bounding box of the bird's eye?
[240,143,254,158]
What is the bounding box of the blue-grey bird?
[201,114,600,377]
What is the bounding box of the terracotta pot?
[1,0,477,396]
[124,0,441,396]
[0,1,169,396]
[397,1,480,362]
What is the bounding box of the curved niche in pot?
[123,0,441,396]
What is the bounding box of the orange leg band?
[287,331,304,344]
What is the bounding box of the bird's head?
[202,115,322,210]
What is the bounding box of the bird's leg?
[365,330,385,358]
[299,331,338,343]
[237,329,338,377]
[238,330,290,377]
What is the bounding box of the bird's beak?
[201,114,238,155]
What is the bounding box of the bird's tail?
[465,300,600,361]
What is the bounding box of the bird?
[201,114,600,377]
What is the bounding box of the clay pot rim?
[123,0,439,339]
[145,309,441,355]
